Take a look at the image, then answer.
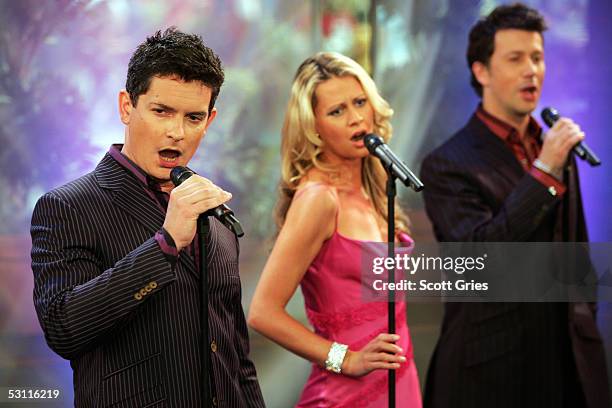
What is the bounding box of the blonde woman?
[248,52,422,407]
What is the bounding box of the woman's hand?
[341,333,406,377]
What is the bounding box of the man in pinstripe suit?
[31,28,265,407]
[420,4,608,408]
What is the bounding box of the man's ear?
[203,107,218,132]
[118,90,133,125]
[472,61,490,90]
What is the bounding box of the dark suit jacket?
[419,114,609,408]
[31,153,265,407]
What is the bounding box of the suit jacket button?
[134,293,143,301]
[211,340,218,353]
[139,288,147,296]
[149,281,158,289]
[145,284,152,292]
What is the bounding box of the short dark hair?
[467,3,547,97]
[126,27,224,113]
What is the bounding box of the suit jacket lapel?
[95,153,200,279]
[95,154,165,234]
[467,114,525,185]
[559,157,588,242]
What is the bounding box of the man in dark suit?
[31,28,265,407]
[420,4,609,408]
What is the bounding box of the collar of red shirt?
[108,144,168,193]
[475,104,542,143]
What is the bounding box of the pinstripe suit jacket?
[419,114,609,408]
[31,153,265,407]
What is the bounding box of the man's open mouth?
[159,149,181,163]
[520,85,537,95]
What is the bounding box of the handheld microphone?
[170,166,244,237]
[541,107,601,166]
[364,134,424,192]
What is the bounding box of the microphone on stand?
[170,166,244,237]
[364,133,424,192]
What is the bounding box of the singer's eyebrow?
[328,92,366,106]
[505,50,524,57]
[327,102,346,112]
[326,93,367,114]
[149,102,176,112]
[150,103,207,118]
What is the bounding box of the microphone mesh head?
[364,133,383,154]
[170,166,194,186]
[541,107,559,127]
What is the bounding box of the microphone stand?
[199,211,242,408]
[386,169,397,408]
[362,136,423,407]
[383,164,422,408]
[170,166,245,407]
[198,215,213,408]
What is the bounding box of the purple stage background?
[0,1,610,406]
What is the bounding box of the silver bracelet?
[325,342,348,374]
[533,158,552,174]
[533,159,563,181]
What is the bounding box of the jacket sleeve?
[31,191,177,360]
[420,151,561,242]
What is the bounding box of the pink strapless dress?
[296,230,422,408]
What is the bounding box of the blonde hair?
[275,51,410,233]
